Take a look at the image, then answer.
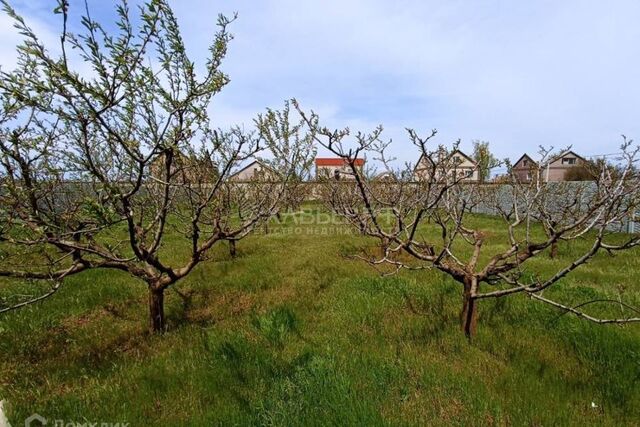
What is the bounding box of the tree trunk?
[149,287,165,333]
[229,239,237,258]
[550,241,558,259]
[549,223,558,259]
[461,277,478,339]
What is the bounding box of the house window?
[522,160,528,166]
[562,157,576,165]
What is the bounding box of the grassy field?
[1,206,640,426]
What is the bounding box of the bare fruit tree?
[295,101,640,338]
[0,1,313,332]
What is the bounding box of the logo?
[24,414,46,427]
[0,400,11,427]
[0,408,126,427]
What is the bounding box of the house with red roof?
[315,158,365,180]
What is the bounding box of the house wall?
[413,157,432,180]
[512,153,585,182]
[316,164,362,180]
[512,168,531,182]
[414,153,479,182]
[232,163,274,181]
[544,155,585,182]
[545,167,568,182]
[513,165,570,182]
[463,169,480,181]
[512,159,536,182]
[452,153,479,181]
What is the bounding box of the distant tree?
[0,1,313,332]
[564,164,594,181]
[472,140,500,183]
[564,157,635,182]
[491,174,511,184]
[295,101,640,339]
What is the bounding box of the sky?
[1,0,639,169]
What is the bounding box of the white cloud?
[0,10,60,71]
[2,0,639,165]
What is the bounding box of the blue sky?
[2,0,639,167]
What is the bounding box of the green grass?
[1,206,640,426]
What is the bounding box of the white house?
[229,160,278,182]
[315,158,365,180]
[414,149,479,182]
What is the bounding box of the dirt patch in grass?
[183,290,257,325]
